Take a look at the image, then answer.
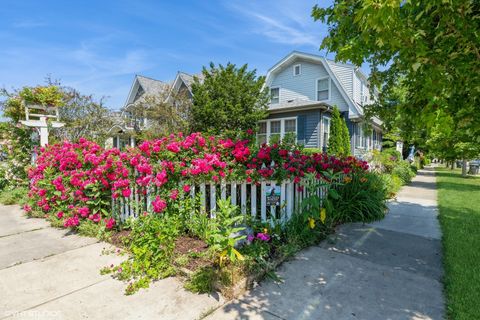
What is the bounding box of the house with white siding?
[262,51,382,156]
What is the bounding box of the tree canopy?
[312,0,480,160]
[122,84,192,140]
[190,62,269,136]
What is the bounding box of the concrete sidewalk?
[0,205,224,320]
[207,168,445,320]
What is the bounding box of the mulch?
[173,236,212,271]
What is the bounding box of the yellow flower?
[320,208,326,224]
[308,217,316,229]
[263,228,268,234]
[360,177,368,183]
[343,176,352,183]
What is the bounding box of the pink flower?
[23,205,32,212]
[169,189,179,200]
[256,233,270,242]
[64,216,79,228]
[105,218,116,230]
[122,188,131,198]
[166,142,180,153]
[152,196,167,213]
[57,211,64,219]
[78,206,90,217]
[183,185,191,193]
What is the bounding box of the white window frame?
[316,76,331,102]
[270,87,280,104]
[321,115,331,149]
[293,64,301,76]
[257,117,297,144]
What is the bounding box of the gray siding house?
[262,51,382,156]
[110,51,382,157]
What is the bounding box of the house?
[262,51,382,157]
[109,51,382,157]
[107,73,203,149]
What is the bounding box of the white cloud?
[224,0,328,48]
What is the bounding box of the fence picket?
[210,184,216,215]
[261,182,267,222]
[251,184,257,218]
[200,183,206,210]
[231,183,237,206]
[241,183,247,215]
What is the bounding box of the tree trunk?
[450,161,454,170]
[462,159,468,177]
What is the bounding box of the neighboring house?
[262,51,382,157]
[107,73,203,149]
[109,51,382,156]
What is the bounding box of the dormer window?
[293,64,301,76]
[270,87,279,104]
[316,77,330,101]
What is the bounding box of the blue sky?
[0,0,349,110]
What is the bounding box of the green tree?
[328,107,350,156]
[122,84,192,140]
[191,62,269,136]
[312,0,480,164]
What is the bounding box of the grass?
[436,168,480,320]
[0,187,28,205]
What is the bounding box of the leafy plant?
[332,172,388,223]
[102,213,180,295]
[208,199,246,267]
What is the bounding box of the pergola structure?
[19,104,64,147]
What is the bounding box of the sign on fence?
[266,185,281,206]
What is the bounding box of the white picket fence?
[112,179,331,223]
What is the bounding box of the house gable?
[265,52,361,118]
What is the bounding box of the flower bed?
[26,132,368,227]
[24,132,382,295]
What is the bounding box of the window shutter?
[297,115,306,145]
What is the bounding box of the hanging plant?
[19,86,64,107]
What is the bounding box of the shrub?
[392,161,416,184]
[381,174,403,197]
[332,172,388,223]
[0,187,28,205]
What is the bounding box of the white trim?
[257,117,297,144]
[270,86,280,104]
[315,76,331,102]
[264,51,363,118]
[293,64,301,76]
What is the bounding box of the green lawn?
[436,168,480,319]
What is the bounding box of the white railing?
[112,179,332,223]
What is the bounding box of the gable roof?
[124,75,167,107]
[171,71,205,95]
[265,51,365,118]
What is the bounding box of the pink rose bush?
[25,132,368,230]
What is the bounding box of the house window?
[257,118,297,145]
[257,122,267,145]
[270,120,281,143]
[293,64,301,76]
[317,77,330,101]
[270,88,279,104]
[322,117,330,151]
